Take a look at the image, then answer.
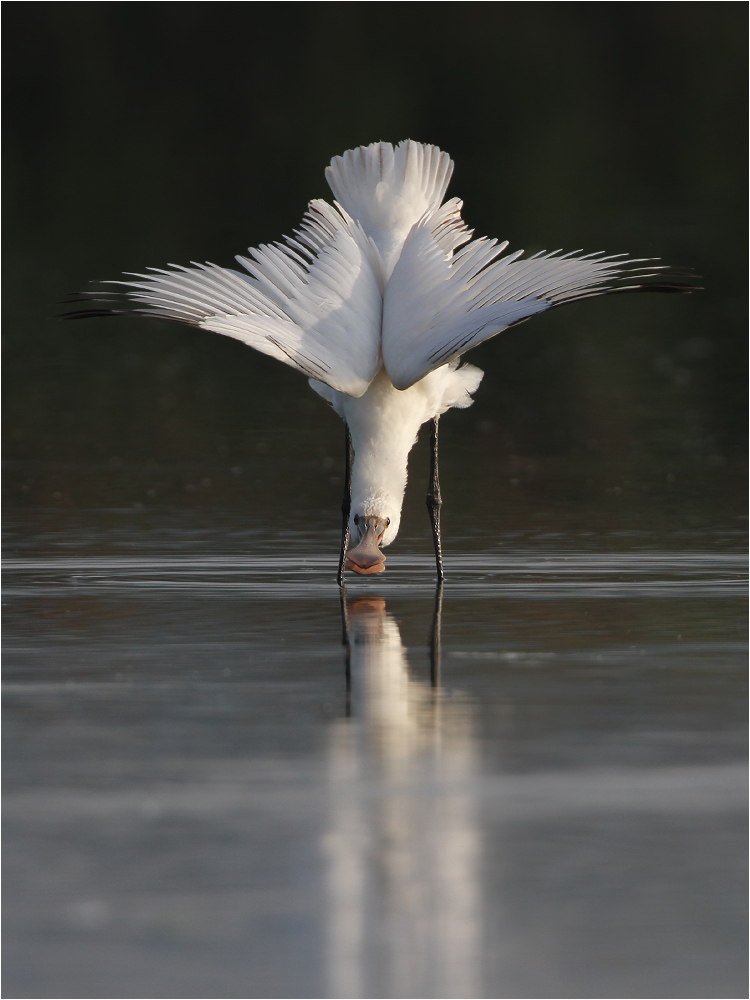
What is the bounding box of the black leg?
[339,586,351,713]
[337,426,353,586]
[426,416,444,582]
[429,579,444,688]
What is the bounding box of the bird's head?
[345,512,397,575]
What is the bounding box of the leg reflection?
[339,585,351,715]
[430,580,443,689]
[326,591,480,999]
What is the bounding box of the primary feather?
[77,200,382,397]
[380,197,693,389]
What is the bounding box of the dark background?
[3,1,747,546]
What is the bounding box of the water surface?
[4,507,746,999]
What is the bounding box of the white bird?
[68,140,697,581]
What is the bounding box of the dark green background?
[4,2,747,544]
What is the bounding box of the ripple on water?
[3,552,747,599]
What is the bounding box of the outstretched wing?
[382,201,699,391]
[66,200,383,398]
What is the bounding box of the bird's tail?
[326,141,453,269]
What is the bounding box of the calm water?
[3,481,747,999]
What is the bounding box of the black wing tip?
[58,288,121,319]
[588,266,703,301]
[617,282,703,294]
[612,268,703,295]
[59,308,122,320]
[58,301,201,329]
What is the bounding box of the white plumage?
[71,140,696,578]
[311,362,482,548]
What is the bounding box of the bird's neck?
[341,372,427,545]
[316,364,482,547]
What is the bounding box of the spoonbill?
[68,140,697,581]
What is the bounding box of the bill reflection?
[323,596,481,999]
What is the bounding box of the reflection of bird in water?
[68,141,698,580]
[326,595,480,999]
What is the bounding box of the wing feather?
[382,206,698,390]
[66,140,699,399]
[326,140,454,276]
[69,201,383,397]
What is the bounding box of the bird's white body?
[86,140,693,574]
[312,362,482,545]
